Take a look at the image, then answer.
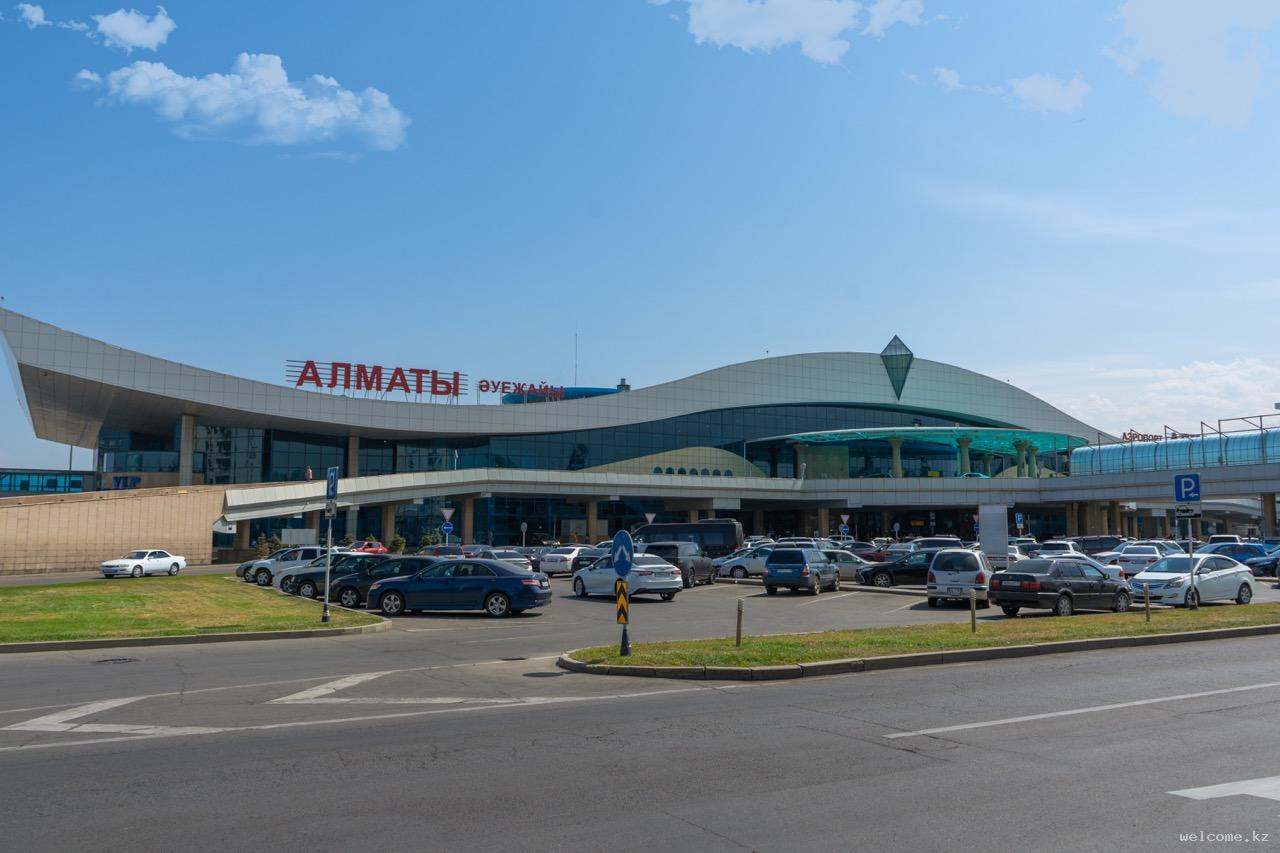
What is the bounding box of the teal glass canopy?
[778,426,1088,455]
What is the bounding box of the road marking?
[892,600,920,611]
[5,697,145,732]
[462,634,558,644]
[797,592,858,606]
[1171,776,1280,803]
[885,680,1280,739]
[269,672,393,703]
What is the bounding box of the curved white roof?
[0,308,1107,447]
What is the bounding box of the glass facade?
[1071,429,1280,475]
[0,470,94,494]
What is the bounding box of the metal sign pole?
[322,466,339,623]
[1187,515,1198,609]
[322,516,332,623]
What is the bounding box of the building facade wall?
[0,486,227,575]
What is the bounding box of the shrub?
[390,534,406,554]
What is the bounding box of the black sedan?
[282,553,390,597]
[856,549,941,588]
[366,558,552,618]
[572,548,607,572]
[330,556,437,609]
[990,558,1132,617]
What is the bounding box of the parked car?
[349,540,389,554]
[990,558,1133,617]
[243,546,328,587]
[573,548,607,572]
[511,546,545,570]
[417,544,464,557]
[911,536,964,550]
[1114,544,1168,577]
[236,548,289,579]
[1206,534,1243,545]
[642,541,716,587]
[538,546,597,576]
[468,548,534,571]
[1244,545,1280,577]
[279,553,391,598]
[331,556,435,609]
[763,548,839,596]
[926,548,993,608]
[572,553,682,600]
[856,549,942,588]
[1070,535,1127,556]
[1045,551,1128,583]
[718,545,773,578]
[1036,540,1084,556]
[1130,555,1256,608]
[100,549,186,578]
[843,540,886,561]
[1195,542,1268,565]
[823,548,870,580]
[367,558,552,617]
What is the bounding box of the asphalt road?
[4,576,1280,851]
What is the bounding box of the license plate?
[948,587,962,594]
[1002,581,1020,589]
[539,581,549,588]
[656,572,671,578]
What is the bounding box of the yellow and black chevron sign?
[614,579,629,625]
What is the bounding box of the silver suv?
[242,546,326,587]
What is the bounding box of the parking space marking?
[1171,776,1280,803]
[270,672,393,703]
[885,680,1280,739]
[797,591,858,607]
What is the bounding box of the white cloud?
[90,53,409,151]
[685,0,862,65]
[933,66,961,91]
[92,5,175,52]
[16,3,49,28]
[1109,0,1280,127]
[862,0,921,37]
[73,68,101,85]
[57,17,87,31]
[1009,72,1088,113]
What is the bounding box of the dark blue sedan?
[366,558,552,617]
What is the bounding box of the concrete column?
[1065,503,1078,537]
[983,454,994,476]
[1012,442,1025,477]
[178,414,195,486]
[752,509,765,536]
[234,520,250,550]
[346,436,359,478]
[586,500,606,543]
[687,509,699,523]
[957,437,972,474]
[1263,493,1277,537]
[1191,518,1202,539]
[381,504,397,547]
[817,507,830,538]
[462,497,475,544]
[304,510,320,537]
[1109,501,1122,535]
[1025,446,1038,478]
[889,438,903,479]
[880,510,892,538]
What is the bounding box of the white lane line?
[1171,776,1280,802]
[269,672,393,704]
[5,697,145,732]
[885,680,1280,739]
[0,686,709,753]
[892,600,920,611]
[462,634,558,644]
[797,592,858,607]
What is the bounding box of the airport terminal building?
[2,308,1276,573]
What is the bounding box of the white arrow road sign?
[1171,776,1280,803]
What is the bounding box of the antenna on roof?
[574,332,578,385]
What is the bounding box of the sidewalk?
[0,564,238,588]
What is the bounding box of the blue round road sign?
[611,530,634,578]
[839,523,849,535]
[441,522,454,535]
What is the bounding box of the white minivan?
[927,548,994,608]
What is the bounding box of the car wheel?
[731,567,747,579]
[280,576,298,595]
[1001,605,1020,617]
[1113,591,1131,613]
[682,573,692,590]
[809,578,820,596]
[659,592,676,601]
[168,563,180,576]
[298,580,318,599]
[485,592,511,618]
[1237,584,1253,605]
[338,587,360,609]
[379,591,405,617]
[1183,589,1199,608]
[977,599,990,610]
[573,578,587,598]
[927,597,939,608]
[255,568,272,586]
[765,586,778,596]
[1053,594,1074,617]
[872,572,892,588]
[831,575,841,592]
[131,565,143,578]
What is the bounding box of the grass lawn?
[0,575,381,644]
[573,602,1280,668]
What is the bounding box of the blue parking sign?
[325,466,339,501]
[1174,474,1201,502]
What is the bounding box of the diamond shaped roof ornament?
[880,336,914,399]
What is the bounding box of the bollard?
[1144,583,1150,622]
[735,598,744,647]
[969,588,977,633]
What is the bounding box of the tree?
[390,534,406,554]
[339,533,354,547]
[419,531,441,548]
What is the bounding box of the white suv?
[927,548,994,608]
[1037,540,1084,556]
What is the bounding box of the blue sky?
[4,0,1280,468]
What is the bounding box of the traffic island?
[0,574,385,652]
[559,602,1280,680]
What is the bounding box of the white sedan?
[572,554,682,600]
[101,549,186,578]
[1131,554,1255,607]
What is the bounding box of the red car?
[349,540,388,554]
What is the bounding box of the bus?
[631,519,744,559]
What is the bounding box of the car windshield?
[125,550,148,559]
[1147,557,1193,574]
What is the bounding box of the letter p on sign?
[1175,474,1200,502]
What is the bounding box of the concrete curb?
[0,618,389,654]
[712,578,927,598]
[556,621,1280,681]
